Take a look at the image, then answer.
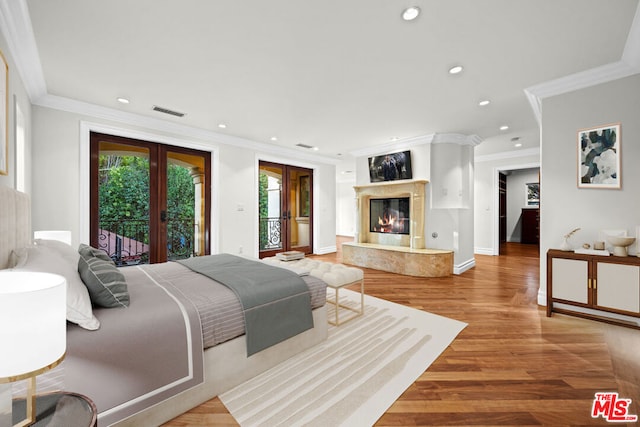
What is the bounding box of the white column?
[190,167,205,256]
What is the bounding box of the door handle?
[161,210,167,222]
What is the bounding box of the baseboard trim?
[454,258,476,275]
[315,245,337,255]
[474,247,496,256]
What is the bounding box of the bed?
[0,185,328,426]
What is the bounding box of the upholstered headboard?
[0,185,31,269]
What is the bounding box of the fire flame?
[377,212,398,233]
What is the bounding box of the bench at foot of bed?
[262,257,365,325]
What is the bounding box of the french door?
[258,161,313,258]
[89,132,210,265]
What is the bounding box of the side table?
[13,392,96,427]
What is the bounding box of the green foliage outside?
[258,172,269,250]
[99,155,149,226]
[166,164,195,258]
[99,155,194,248]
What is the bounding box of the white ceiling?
[4,0,640,171]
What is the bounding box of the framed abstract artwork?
[0,49,7,175]
[526,182,539,206]
[578,123,621,189]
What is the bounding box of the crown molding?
[36,93,341,165]
[349,133,482,158]
[525,2,640,125]
[0,0,47,100]
[475,147,540,163]
[349,134,436,158]
[431,133,483,146]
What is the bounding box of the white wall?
[506,168,539,242]
[336,179,355,236]
[0,31,32,192]
[539,73,640,305]
[30,106,337,256]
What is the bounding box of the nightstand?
[13,392,96,427]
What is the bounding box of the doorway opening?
[258,161,313,258]
[494,165,540,256]
[90,132,211,265]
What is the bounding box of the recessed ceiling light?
[500,125,509,131]
[448,65,463,75]
[312,147,320,151]
[390,137,400,141]
[218,123,227,129]
[117,97,130,104]
[402,6,420,21]
[270,136,278,141]
[478,100,491,106]
[514,143,523,148]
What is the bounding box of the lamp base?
[12,377,36,427]
[12,392,96,427]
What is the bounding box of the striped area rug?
[219,289,467,426]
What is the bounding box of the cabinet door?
[552,258,589,303]
[596,262,640,313]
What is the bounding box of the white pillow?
[34,238,80,264]
[11,244,100,331]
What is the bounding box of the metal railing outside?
[98,218,194,265]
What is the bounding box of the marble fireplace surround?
[354,179,428,248]
[343,179,453,277]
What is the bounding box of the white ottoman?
[263,257,365,325]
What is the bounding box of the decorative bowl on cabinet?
[606,235,636,257]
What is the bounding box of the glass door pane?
[165,150,207,260]
[258,161,312,258]
[97,141,151,265]
[259,163,284,255]
[290,169,311,251]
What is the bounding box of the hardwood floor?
[165,238,640,426]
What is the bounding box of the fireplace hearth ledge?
[342,242,453,277]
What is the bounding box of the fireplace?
[353,180,428,249]
[344,179,452,277]
[369,197,410,235]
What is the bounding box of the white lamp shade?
[0,272,67,380]
[33,230,72,245]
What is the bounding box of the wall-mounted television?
[368,150,412,182]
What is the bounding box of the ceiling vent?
[152,105,185,117]
[296,143,314,149]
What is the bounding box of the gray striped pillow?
[78,243,114,264]
[78,253,129,308]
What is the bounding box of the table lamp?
[33,230,72,246]
[0,271,67,427]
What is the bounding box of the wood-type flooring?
[164,238,640,426]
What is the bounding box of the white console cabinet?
[547,249,640,328]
